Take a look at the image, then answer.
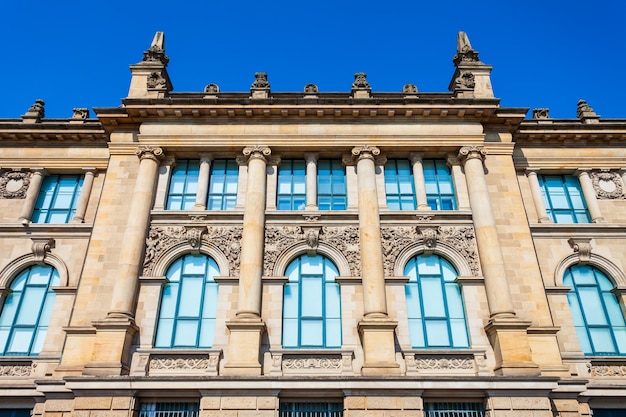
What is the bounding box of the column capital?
[525,168,541,175]
[446,154,461,166]
[458,146,486,163]
[82,167,98,175]
[409,152,423,164]
[135,146,165,162]
[304,152,319,163]
[240,146,272,164]
[30,167,47,175]
[199,153,213,164]
[576,168,592,177]
[351,145,381,162]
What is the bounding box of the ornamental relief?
[0,364,33,377]
[143,225,242,276]
[149,355,217,371]
[264,226,360,276]
[0,171,31,199]
[282,356,343,370]
[408,356,474,370]
[588,364,626,377]
[381,226,480,276]
[591,171,624,199]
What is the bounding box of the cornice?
[0,120,107,143]
[515,119,626,144]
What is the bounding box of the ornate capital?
[568,238,592,263]
[458,146,486,163]
[199,153,213,165]
[351,145,381,162]
[304,153,319,164]
[135,146,165,162]
[241,146,272,163]
[32,238,54,263]
[409,152,423,164]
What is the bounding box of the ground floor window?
[0,411,31,417]
[424,402,485,417]
[280,401,343,417]
[138,402,199,417]
[593,411,626,417]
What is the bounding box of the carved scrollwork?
[568,238,592,263]
[458,146,486,162]
[304,83,318,94]
[32,238,55,263]
[72,108,90,119]
[0,171,31,199]
[402,84,418,94]
[204,83,220,94]
[351,72,371,90]
[588,364,626,377]
[135,146,165,162]
[532,108,550,119]
[147,72,167,89]
[415,357,474,370]
[591,170,624,199]
[283,357,342,370]
[149,355,217,370]
[0,364,33,377]
[454,71,475,90]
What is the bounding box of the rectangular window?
[139,402,199,417]
[539,174,590,223]
[280,402,343,417]
[32,174,83,223]
[208,159,238,210]
[424,402,485,417]
[277,159,306,210]
[423,160,456,210]
[318,159,347,210]
[166,160,199,210]
[385,159,416,210]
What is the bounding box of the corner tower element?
[449,32,494,98]
[127,32,173,98]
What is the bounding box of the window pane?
[16,287,46,325]
[325,318,341,347]
[301,277,323,317]
[450,318,469,347]
[420,278,445,317]
[578,287,608,326]
[408,319,425,347]
[301,320,323,346]
[282,319,298,347]
[589,327,616,354]
[325,284,341,318]
[31,328,47,354]
[425,320,450,347]
[0,293,20,326]
[174,320,199,346]
[7,328,34,354]
[198,318,215,347]
[283,283,299,319]
[178,277,203,317]
[155,318,174,347]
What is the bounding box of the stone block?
[221,397,257,410]
[551,400,580,412]
[90,411,129,417]
[367,397,401,410]
[510,397,550,410]
[200,411,237,417]
[344,397,366,410]
[257,397,278,410]
[201,397,221,410]
[489,397,511,410]
[493,411,532,417]
[344,411,384,417]
[238,411,276,417]
[71,412,91,417]
[401,397,423,410]
[74,397,113,410]
[384,411,415,417]
[45,400,74,412]
[111,396,133,410]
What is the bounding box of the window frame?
[539,174,590,223]
[207,159,239,210]
[423,159,457,210]
[317,159,347,211]
[277,159,306,210]
[423,401,485,417]
[32,174,83,224]
[138,401,200,417]
[279,401,344,417]
[166,159,200,210]
[385,159,416,210]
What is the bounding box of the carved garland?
[0,171,31,199]
[0,364,33,377]
[283,357,342,370]
[591,171,624,199]
[149,355,217,370]
[381,226,480,276]
[143,225,242,276]
[589,364,626,377]
[408,357,474,370]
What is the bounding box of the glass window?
[0,265,59,355]
[280,402,343,417]
[424,402,485,417]
[564,265,626,356]
[139,402,199,417]
[283,255,341,348]
[385,159,416,210]
[32,174,83,224]
[277,159,306,210]
[166,160,199,210]
[318,159,347,210]
[154,254,219,348]
[423,160,456,210]
[404,254,469,348]
[208,159,239,210]
[539,175,590,223]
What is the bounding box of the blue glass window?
[385,159,416,210]
[283,255,341,348]
[0,265,59,355]
[423,160,456,210]
[139,402,199,417]
[405,254,469,348]
[318,159,347,210]
[277,159,306,210]
[166,160,199,210]
[155,254,219,348]
[208,159,239,210]
[32,174,83,223]
[564,265,626,356]
[280,402,343,417]
[539,175,590,223]
[424,402,484,417]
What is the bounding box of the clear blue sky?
[2,0,624,119]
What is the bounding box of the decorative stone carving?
[142,32,169,65]
[22,99,45,122]
[458,146,487,162]
[303,214,320,222]
[381,226,480,276]
[72,108,90,119]
[251,72,270,90]
[239,146,272,165]
[304,83,318,94]
[568,238,592,263]
[452,31,480,66]
[143,225,242,276]
[283,357,342,370]
[351,145,380,160]
[589,364,626,377]
[0,170,31,199]
[402,84,418,94]
[591,170,624,199]
[204,83,220,94]
[414,357,474,370]
[0,364,33,377]
[264,226,360,276]
[532,108,550,119]
[135,146,165,162]
[147,72,167,89]
[404,352,478,376]
[416,214,434,222]
[32,238,54,263]
[351,72,371,90]
[577,99,596,118]
[454,71,475,90]
[302,226,321,250]
[149,355,216,370]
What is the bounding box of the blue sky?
[1,0,624,119]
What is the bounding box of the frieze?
[283,357,343,370]
[0,364,33,377]
[0,171,30,199]
[143,225,242,276]
[381,226,480,276]
[591,171,624,199]
[406,356,474,370]
[149,355,216,371]
[588,364,626,377]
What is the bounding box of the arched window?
[0,265,59,355]
[405,254,469,348]
[283,254,341,348]
[564,265,626,355]
[154,254,219,348]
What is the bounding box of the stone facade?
[0,32,625,417]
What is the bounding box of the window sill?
[529,223,626,237]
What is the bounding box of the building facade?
[1,32,626,417]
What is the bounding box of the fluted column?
[71,168,97,223]
[577,168,604,223]
[108,146,164,317]
[525,168,551,223]
[193,154,212,211]
[409,153,430,210]
[18,168,45,224]
[305,153,318,210]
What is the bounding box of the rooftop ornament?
[577,99,600,124]
[142,32,169,65]
[22,99,45,123]
[453,31,480,66]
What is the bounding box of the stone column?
[459,146,538,376]
[577,168,604,223]
[224,146,270,376]
[305,153,318,210]
[448,155,470,210]
[352,145,399,375]
[409,153,430,210]
[71,168,97,223]
[193,154,212,211]
[153,157,175,210]
[621,168,626,192]
[525,168,551,223]
[18,168,45,224]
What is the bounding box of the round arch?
[393,241,474,277]
[0,252,69,289]
[554,253,626,287]
[272,242,351,277]
[149,241,230,278]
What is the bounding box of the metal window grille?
[280,401,343,417]
[424,402,485,417]
[139,402,199,417]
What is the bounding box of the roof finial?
[453,31,480,66]
[142,32,169,65]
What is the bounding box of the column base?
[83,316,138,376]
[485,316,540,376]
[358,318,400,375]
[222,318,266,376]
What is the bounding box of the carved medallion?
[0,171,30,199]
[591,171,624,199]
